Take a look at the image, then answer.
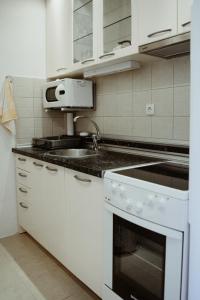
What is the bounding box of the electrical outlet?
[146,104,155,115]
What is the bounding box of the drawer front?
[16,155,32,171]
[17,184,31,230]
[16,168,31,187]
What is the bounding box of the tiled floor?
[0,233,100,300]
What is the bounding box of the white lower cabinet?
[65,169,104,297]
[15,155,103,297]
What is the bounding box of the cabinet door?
[98,0,137,63]
[178,0,193,33]
[31,160,68,266]
[46,0,73,78]
[72,0,98,69]
[135,0,177,45]
[65,169,103,297]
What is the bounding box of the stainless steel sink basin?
[47,148,98,158]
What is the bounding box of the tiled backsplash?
[76,56,190,145]
[13,77,67,145]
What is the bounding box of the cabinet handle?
[19,202,29,209]
[18,157,26,162]
[46,166,58,172]
[81,58,95,64]
[182,21,191,27]
[74,175,91,183]
[18,172,27,178]
[99,52,115,59]
[19,187,28,194]
[147,29,172,38]
[56,67,67,72]
[33,162,44,167]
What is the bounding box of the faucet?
[73,116,101,151]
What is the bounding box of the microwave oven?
[43,79,94,110]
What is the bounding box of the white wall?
[0,0,46,238]
[188,0,200,298]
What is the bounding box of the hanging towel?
[0,77,17,134]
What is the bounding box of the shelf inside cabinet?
[73,0,92,12]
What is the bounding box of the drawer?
[16,155,32,171]
[16,168,31,187]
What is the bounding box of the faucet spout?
[73,115,101,150]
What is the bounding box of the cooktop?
[114,162,189,191]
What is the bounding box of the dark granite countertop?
[12,147,162,178]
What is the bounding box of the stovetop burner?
[114,162,189,191]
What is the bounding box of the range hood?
[139,32,190,59]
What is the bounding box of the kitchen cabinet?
[31,160,68,266]
[178,0,193,34]
[72,0,98,70]
[15,155,104,297]
[46,0,73,78]
[135,0,178,46]
[65,169,103,297]
[97,0,138,64]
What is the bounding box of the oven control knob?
[126,199,133,211]
[119,185,126,197]
[111,182,118,193]
[147,194,155,207]
[135,202,143,213]
[158,197,166,210]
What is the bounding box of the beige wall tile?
[16,118,35,139]
[52,118,66,136]
[174,117,190,140]
[104,117,119,135]
[152,61,173,89]
[174,56,190,86]
[103,94,118,117]
[152,117,173,139]
[117,93,132,116]
[174,86,190,116]
[15,98,34,118]
[133,63,151,91]
[133,91,151,116]
[117,71,133,92]
[117,117,133,136]
[133,117,152,137]
[152,88,173,116]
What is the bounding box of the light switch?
[146,104,155,115]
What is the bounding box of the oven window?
[113,215,166,300]
[46,87,58,102]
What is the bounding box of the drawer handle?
[19,187,28,194]
[147,28,172,38]
[74,175,91,183]
[46,166,58,172]
[56,67,67,72]
[19,202,29,209]
[18,172,27,178]
[18,157,26,162]
[33,162,44,167]
[81,58,95,64]
[182,21,191,27]
[99,52,115,59]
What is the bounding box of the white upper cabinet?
[46,0,72,78]
[98,0,138,63]
[178,0,193,33]
[72,0,98,70]
[135,0,178,46]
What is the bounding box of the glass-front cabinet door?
[73,0,98,69]
[98,0,136,63]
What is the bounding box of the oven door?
[104,204,183,300]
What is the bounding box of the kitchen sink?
[47,148,98,158]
